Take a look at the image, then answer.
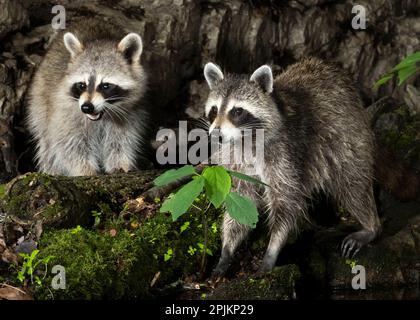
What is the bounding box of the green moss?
[36,228,156,299]
[33,202,222,299]
[0,184,5,198]
[41,201,64,220]
[381,107,420,166]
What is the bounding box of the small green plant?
[92,210,102,228]
[154,165,267,275]
[375,51,420,87]
[17,249,55,286]
[71,225,83,234]
[154,165,267,228]
[345,258,357,269]
[164,248,173,262]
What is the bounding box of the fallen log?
[0,170,226,299]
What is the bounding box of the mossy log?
[0,170,224,299]
[0,171,159,227]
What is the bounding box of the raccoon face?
[203,62,277,141]
[63,32,144,121]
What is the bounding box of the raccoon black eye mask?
[69,79,129,121]
[203,60,381,276]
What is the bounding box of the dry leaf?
[0,286,32,300]
[1,249,19,265]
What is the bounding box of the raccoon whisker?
[192,122,210,130]
[103,102,130,123]
[241,125,265,129]
[239,126,265,131]
[191,117,210,130]
[191,118,210,130]
[111,107,130,123]
[102,108,119,122]
[239,121,265,127]
[191,117,210,125]
[107,108,129,123]
[105,97,130,102]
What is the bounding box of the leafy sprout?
[374,51,420,88]
[154,165,266,228]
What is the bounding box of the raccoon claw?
[341,230,376,258]
[210,267,227,281]
[211,260,231,281]
[341,236,362,258]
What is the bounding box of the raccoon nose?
[81,102,94,114]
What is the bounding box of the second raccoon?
[203,58,381,276]
[27,20,148,176]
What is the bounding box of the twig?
[200,202,212,279]
[0,283,27,295]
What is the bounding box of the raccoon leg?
[259,222,290,273]
[340,186,381,258]
[212,213,251,278]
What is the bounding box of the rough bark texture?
[0,0,419,299]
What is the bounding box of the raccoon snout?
[81,102,95,114]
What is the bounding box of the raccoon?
[203,58,381,276]
[27,20,148,176]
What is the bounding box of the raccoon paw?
[256,261,275,275]
[341,230,375,258]
[210,261,230,280]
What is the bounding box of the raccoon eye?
[77,82,86,91]
[99,82,111,90]
[230,107,244,117]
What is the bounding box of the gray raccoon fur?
[27,19,148,176]
[203,58,381,276]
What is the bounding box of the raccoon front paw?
[105,162,133,174]
[108,167,129,174]
[256,261,276,275]
[341,230,376,258]
[211,260,230,280]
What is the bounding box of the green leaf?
[228,170,268,187]
[180,221,190,233]
[225,192,259,228]
[153,165,196,187]
[202,166,231,208]
[392,51,420,71]
[159,176,205,221]
[197,243,213,256]
[373,74,393,88]
[211,222,218,234]
[397,65,418,86]
[164,248,173,262]
[71,225,82,234]
[374,51,420,87]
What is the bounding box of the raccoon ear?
[250,65,273,94]
[204,62,224,90]
[63,32,84,58]
[118,33,143,64]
